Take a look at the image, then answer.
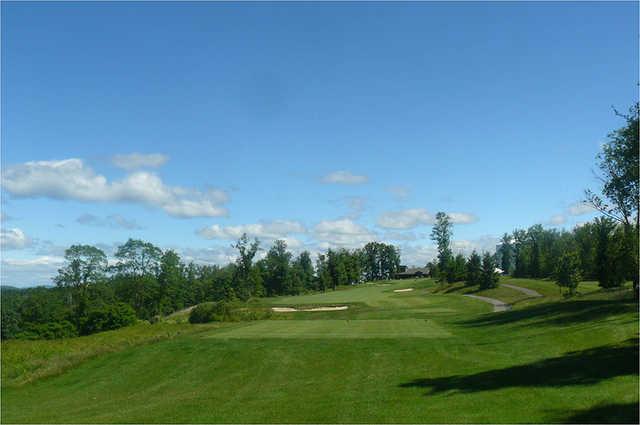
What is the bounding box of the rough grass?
[2,278,638,423]
[1,322,218,387]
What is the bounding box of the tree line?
[428,104,638,297]
[1,239,400,340]
[2,104,636,338]
[426,211,500,289]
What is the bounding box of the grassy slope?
[1,322,220,387]
[431,277,604,305]
[2,278,638,423]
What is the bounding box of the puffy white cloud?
[321,170,368,185]
[76,213,143,230]
[568,201,595,216]
[112,153,169,170]
[198,220,306,240]
[1,158,229,218]
[377,208,434,229]
[313,218,377,248]
[1,228,32,250]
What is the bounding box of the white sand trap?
[271,306,349,313]
[393,288,414,293]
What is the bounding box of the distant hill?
[0,285,22,291]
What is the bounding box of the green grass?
[2,278,638,423]
[205,319,451,339]
[1,322,218,387]
[431,277,606,307]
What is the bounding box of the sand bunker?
[271,306,349,313]
[393,288,414,293]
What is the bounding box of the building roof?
[396,267,429,276]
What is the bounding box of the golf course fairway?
[2,278,638,423]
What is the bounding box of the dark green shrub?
[189,302,221,323]
[16,320,78,340]
[79,303,137,335]
[1,309,21,340]
[189,301,272,323]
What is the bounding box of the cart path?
[501,283,543,298]
[463,294,512,312]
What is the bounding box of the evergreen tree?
[465,251,482,286]
[431,212,453,283]
[480,252,499,289]
[452,253,467,282]
[499,233,513,274]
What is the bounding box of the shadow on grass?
[561,402,639,424]
[400,339,638,394]
[458,299,637,328]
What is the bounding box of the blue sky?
[1,1,637,287]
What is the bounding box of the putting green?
[204,319,452,339]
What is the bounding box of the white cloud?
[198,220,306,240]
[397,244,437,267]
[377,209,477,229]
[447,212,478,224]
[451,235,500,256]
[568,201,595,216]
[1,228,32,250]
[1,158,229,218]
[33,240,68,257]
[329,196,368,219]
[387,186,410,201]
[321,170,368,185]
[76,213,143,230]
[382,231,422,241]
[313,218,377,248]
[0,255,65,287]
[177,246,239,266]
[377,208,434,229]
[549,214,567,226]
[281,237,303,249]
[2,256,64,267]
[112,153,169,170]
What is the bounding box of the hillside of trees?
[1,240,400,340]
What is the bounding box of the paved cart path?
[463,294,512,312]
[501,283,543,298]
